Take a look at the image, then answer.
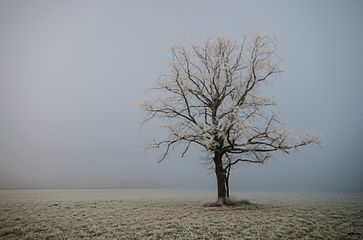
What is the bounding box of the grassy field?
[0,190,362,239]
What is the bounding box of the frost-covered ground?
[0,189,362,239]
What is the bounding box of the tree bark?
[225,177,230,198]
[214,152,227,204]
[225,166,230,198]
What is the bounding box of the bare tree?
[142,35,320,204]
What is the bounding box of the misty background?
[0,0,362,191]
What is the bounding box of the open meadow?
[0,190,362,240]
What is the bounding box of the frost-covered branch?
[142,34,321,165]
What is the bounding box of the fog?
[0,0,362,191]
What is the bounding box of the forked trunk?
[214,152,227,204]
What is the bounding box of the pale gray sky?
[0,0,362,191]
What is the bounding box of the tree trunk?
[225,177,230,198]
[214,152,227,204]
[225,166,230,198]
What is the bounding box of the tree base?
[203,198,251,207]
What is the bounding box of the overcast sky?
[0,0,362,191]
